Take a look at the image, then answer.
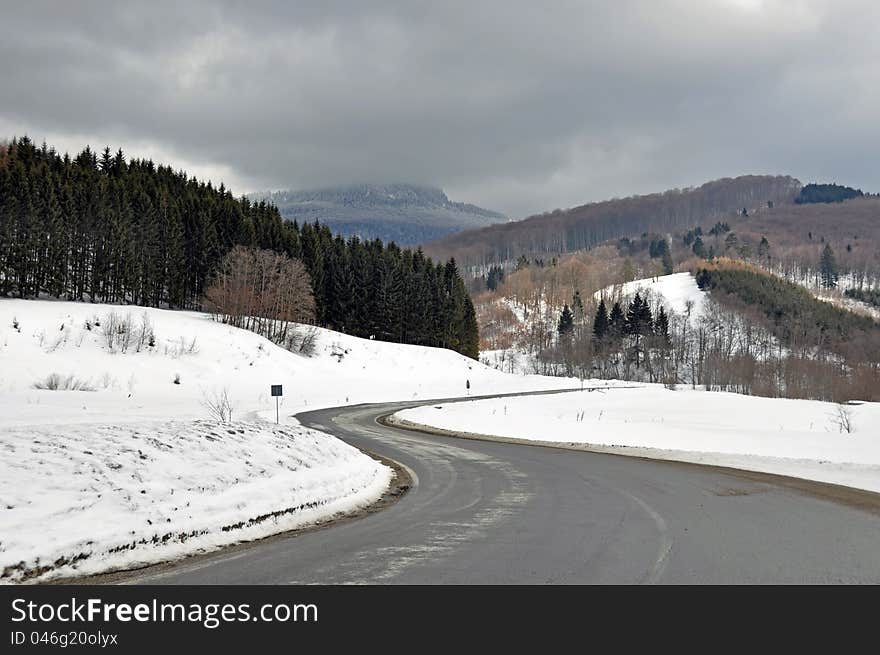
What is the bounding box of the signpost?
[271,384,283,424]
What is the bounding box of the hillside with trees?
[692,259,877,349]
[424,175,801,267]
[709,195,880,291]
[0,137,478,358]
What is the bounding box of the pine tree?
[654,306,670,348]
[661,247,674,275]
[625,293,653,368]
[557,304,574,337]
[486,265,504,291]
[592,298,609,341]
[460,295,480,359]
[608,301,624,340]
[692,236,706,259]
[820,243,838,289]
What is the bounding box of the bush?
[201,387,235,423]
[33,373,96,391]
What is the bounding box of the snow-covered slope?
[2,421,390,582]
[0,300,568,427]
[596,272,708,323]
[0,299,572,582]
[396,386,880,493]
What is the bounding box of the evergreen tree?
[692,236,706,258]
[661,247,674,275]
[608,301,624,339]
[625,293,653,368]
[654,306,670,347]
[758,236,770,260]
[820,243,838,289]
[592,298,609,341]
[557,304,574,337]
[486,265,504,291]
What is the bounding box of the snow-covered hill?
[0,299,571,582]
[0,300,566,427]
[596,272,708,324]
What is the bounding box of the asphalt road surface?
[133,395,880,584]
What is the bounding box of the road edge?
[380,412,880,515]
[47,448,413,585]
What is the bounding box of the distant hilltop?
[249,183,506,245]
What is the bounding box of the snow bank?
[396,386,880,493]
[1,421,391,582]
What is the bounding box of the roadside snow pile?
[1,420,391,582]
[596,272,708,323]
[396,386,880,493]
[0,298,572,581]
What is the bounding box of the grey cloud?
[2,1,878,217]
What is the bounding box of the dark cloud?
[2,1,878,217]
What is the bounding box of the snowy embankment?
[396,386,880,493]
[1,421,390,582]
[0,299,573,582]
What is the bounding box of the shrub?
[33,373,96,391]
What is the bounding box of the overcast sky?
[2,1,877,218]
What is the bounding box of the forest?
[795,183,864,204]
[0,137,478,358]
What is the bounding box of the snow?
[597,272,708,323]
[0,299,573,582]
[1,421,391,583]
[396,385,880,493]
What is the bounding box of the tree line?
[0,137,479,358]
[795,183,863,204]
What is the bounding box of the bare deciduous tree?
[203,246,315,347]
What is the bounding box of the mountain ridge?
[423,174,802,266]
[249,183,506,245]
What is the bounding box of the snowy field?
[396,385,880,493]
[0,299,572,582]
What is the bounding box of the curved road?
[134,395,880,584]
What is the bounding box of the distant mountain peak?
[249,183,506,245]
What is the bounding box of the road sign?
[271,385,283,424]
